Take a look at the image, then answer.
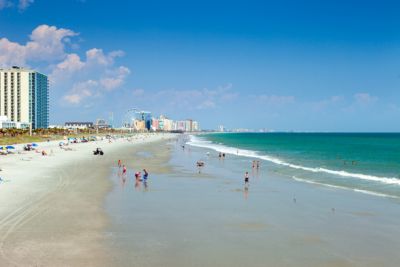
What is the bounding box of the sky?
[1,0,400,131]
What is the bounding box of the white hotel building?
[0,66,49,129]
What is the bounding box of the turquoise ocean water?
[189,133,400,198]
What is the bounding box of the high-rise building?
[0,66,49,129]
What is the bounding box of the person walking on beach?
[118,159,122,168]
[256,161,260,169]
[244,171,250,184]
[143,169,149,180]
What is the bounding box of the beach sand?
[1,133,400,266]
[0,133,174,266]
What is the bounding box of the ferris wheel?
[122,108,151,128]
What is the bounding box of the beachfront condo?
[0,66,49,129]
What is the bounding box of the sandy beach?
[1,133,400,267]
[0,133,175,266]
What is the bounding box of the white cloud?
[55,53,85,72]
[130,84,235,112]
[197,100,216,109]
[354,93,378,105]
[0,24,131,106]
[59,57,130,104]
[132,88,145,97]
[256,94,295,105]
[100,66,130,91]
[0,0,34,11]
[0,24,77,67]
[63,80,97,104]
[18,0,33,11]
[311,95,344,111]
[0,38,26,66]
[0,0,13,10]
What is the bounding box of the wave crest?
[187,135,400,186]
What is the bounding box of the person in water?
[244,171,250,184]
[143,169,148,180]
[122,165,127,175]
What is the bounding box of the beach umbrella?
[31,143,38,147]
[6,145,15,149]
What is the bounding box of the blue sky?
[1,0,400,131]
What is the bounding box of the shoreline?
[0,133,176,266]
[104,138,400,267]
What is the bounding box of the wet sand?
[105,138,400,267]
[0,134,174,266]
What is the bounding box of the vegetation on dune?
[0,128,123,145]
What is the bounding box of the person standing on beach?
[122,165,127,175]
[143,169,149,180]
[244,171,250,184]
[118,159,122,168]
[256,161,260,169]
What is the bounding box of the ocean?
[188,133,400,198]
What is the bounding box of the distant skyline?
[1,0,400,131]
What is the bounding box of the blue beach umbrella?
[6,146,15,149]
[31,143,38,147]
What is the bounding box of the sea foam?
[187,135,400,186]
